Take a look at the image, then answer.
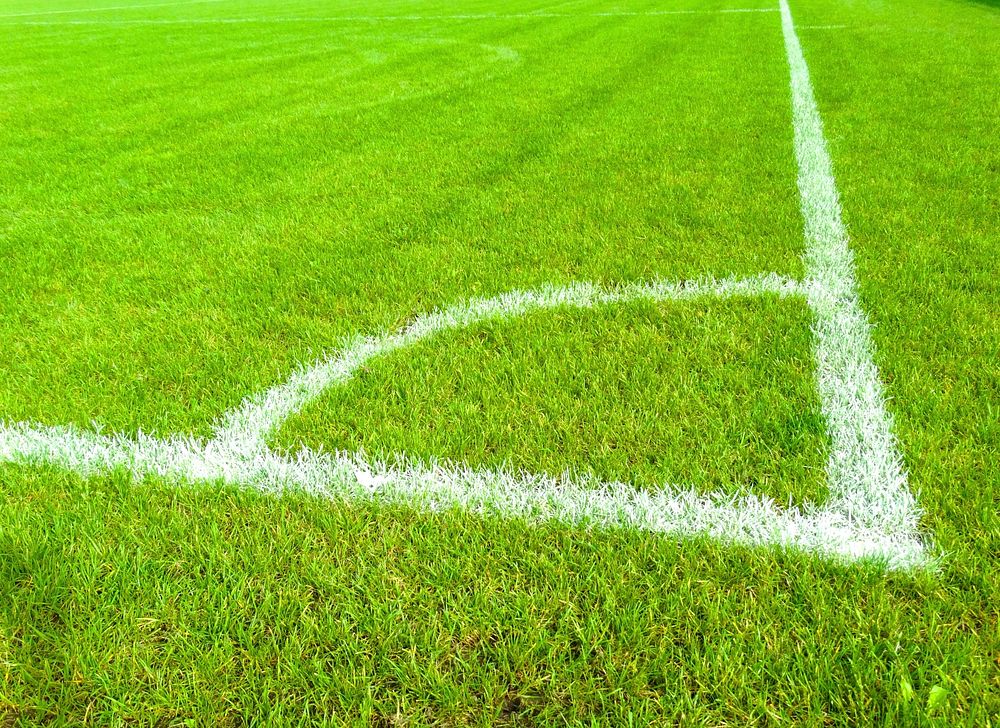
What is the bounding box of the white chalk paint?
[780,0,918,537]
[0,0,930,570]
[211,275,801,456]
[0,422,927,568]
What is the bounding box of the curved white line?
[0,271,928,570]
[211,274,803,455]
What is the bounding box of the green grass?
[1,0,999,724]
[0,0,801,437]
[0,471,979,726]
[277,297,829,504]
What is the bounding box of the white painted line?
[780,0,920,537]
[1,7,778,25]
[0,269,929,569]
[0,0,225,19]
[592,8,778,16]
[0,423,928,569]
[0,1,931,570]
[211,274,803,456]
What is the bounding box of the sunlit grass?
[277,296,829,504]
[0,0,997,723]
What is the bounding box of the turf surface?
[276,297,829,505]
[1,0,998,723]
[0,0,802,437]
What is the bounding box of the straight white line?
[211,274,803,455]
[592,8,777,15]
[1,7,778,25]
[0,0,224,19]
[779,0,919,535]
[0,423,928,569]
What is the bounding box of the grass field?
[0,0,998,723]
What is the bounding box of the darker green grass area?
[277,296,829,505]
[0,469,995,725]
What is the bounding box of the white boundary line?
[0,426,926,568]
[779,0,917,536]
[0,1,930,570]
[211,275,801,455]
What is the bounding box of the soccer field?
[1,0,997,723]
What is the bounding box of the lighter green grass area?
[277,297,829,504]
[0,0,799,437]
